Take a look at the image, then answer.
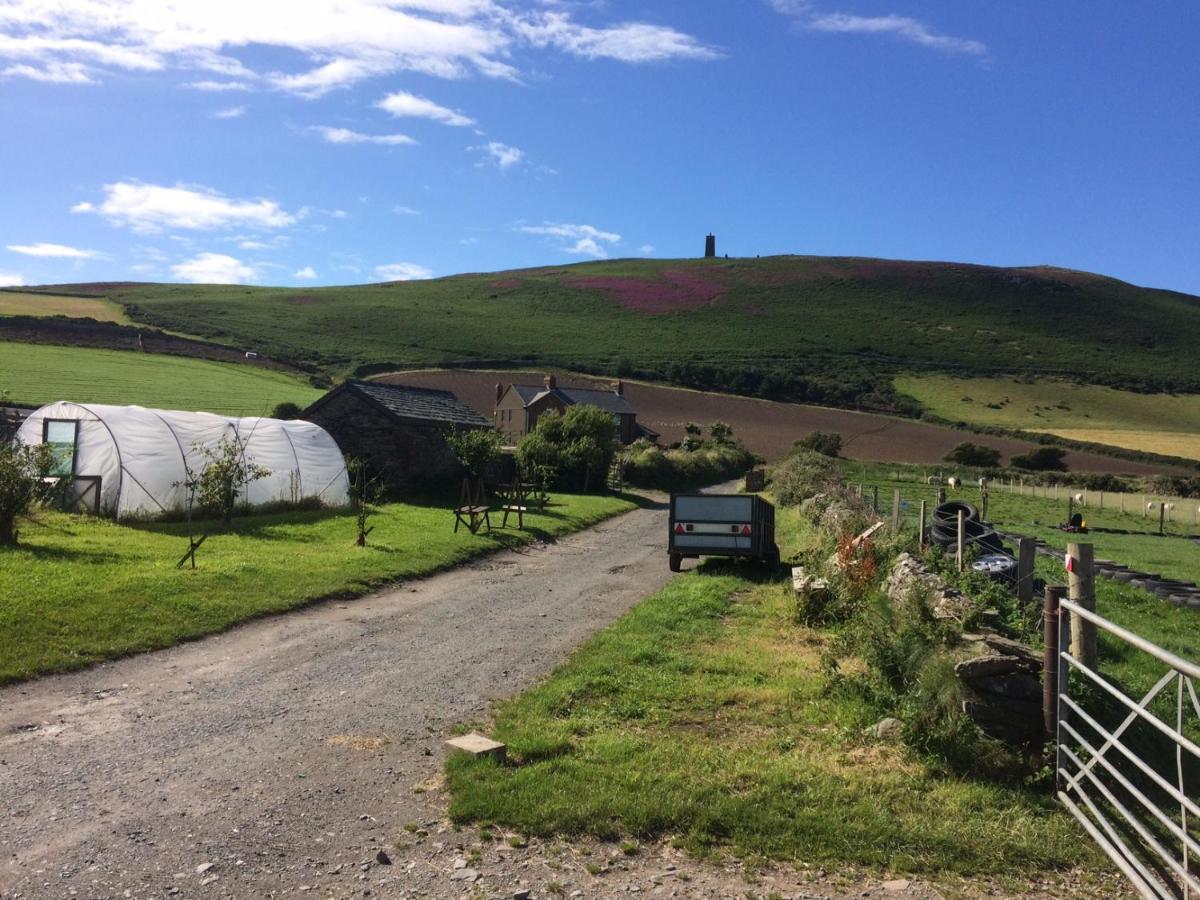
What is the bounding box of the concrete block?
[445,732,506,762]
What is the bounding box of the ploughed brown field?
[375,369,1182,476]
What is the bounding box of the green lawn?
[446,506,1108,883]
[0,492,635,684]
[0,340,322,414]
[896,374,1200,460]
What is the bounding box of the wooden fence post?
[1159,503,1166,535]
[918,500,927,550]
[956,509,965,572]
[937,487,946,505]
[872,484,879,513]
[891,488,901,531]
[1017,537,1036,606]
[1068,542,1096,670]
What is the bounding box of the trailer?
[668,492,780,572]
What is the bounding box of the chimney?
[704,233,716,258]
[613,379,624,397]
[544,374,557,390]
[495,382,504,404]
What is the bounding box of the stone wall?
[306,391,466,495]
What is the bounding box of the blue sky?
[1,0,1198,294]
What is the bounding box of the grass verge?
[446,509,1105,880]
[0,491,634,684]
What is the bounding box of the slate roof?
[347,380,491,427]
[510,385,636,415]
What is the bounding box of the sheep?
[947,476,961,489]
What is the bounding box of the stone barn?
[304,380,492,493]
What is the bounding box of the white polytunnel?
[16,402,351,519]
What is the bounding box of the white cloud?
[513,12,720,63]
[0,2,714,95]
[637,243,655,256]
[375,262,433,281]
[0,272,24,287]
[311,125,416,146]
[211,104,245,118]
[171,252,258,284]
[185,79,250,91]
[294,265,317,279]
[473,140,523,170]
[74,181,295,233]
[392,205,421,216]
[7,242,98,259]
[376,90,474,126]
[767,1,987,58]
[520,222,621,259]
[3,60,94,82]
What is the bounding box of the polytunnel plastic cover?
[17,402,350,519]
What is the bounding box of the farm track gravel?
[0,497,685,898]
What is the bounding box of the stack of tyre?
[930,501,1014,580]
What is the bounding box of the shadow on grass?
[694,556,790,585]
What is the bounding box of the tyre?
[669,553,683,573]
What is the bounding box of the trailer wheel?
[765,549,781,570]
[669,553,683,573]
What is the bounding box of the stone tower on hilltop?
[704,233,716,258]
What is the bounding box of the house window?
[43,419,79,477]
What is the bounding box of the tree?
[271,401,305,420]
[944,441,1002,468]
[0,441,60,546]
[189,434,271,524]
[796,431,842,458]
[347,457,383,547]
[683,421,703,452]
[1010,446,1068,472]
[515,405,617,492]
[445,427,502,480]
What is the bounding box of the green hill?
[43,256,1200,412]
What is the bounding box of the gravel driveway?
[0,497,675,898]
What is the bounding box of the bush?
[446,427,502,480]
[944,441,1001,468]
[0,440,60,546]
[515,405,617,492]
[795,431,842,457]
[771,447,838,507]
[270,401,305,420]
[621,438,754,492]
[1010,446,1068,471]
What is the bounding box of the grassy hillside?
[0,290,129,323]
[0,340,321,414]
[84,257,1200,408]
[897,374,1200,460]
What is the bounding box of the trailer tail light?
[742,525,752,536]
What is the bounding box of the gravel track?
[0,498,675,898]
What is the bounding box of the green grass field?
[897,374,1200,460]
[0,340,321,414]
[0,290,130,323]
[0,492,635,684]
[98,256,1200,394]
[446,507,1113,888]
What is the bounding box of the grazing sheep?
[978,477,989,489]
[926,476,942,485]
[947,476,961,489]
[1074,492,1085,503]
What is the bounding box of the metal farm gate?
[1054,598,1200,898]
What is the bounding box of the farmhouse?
[494,374,656,445]
[304,380,492,492]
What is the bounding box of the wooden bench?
[453,479,491,534]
